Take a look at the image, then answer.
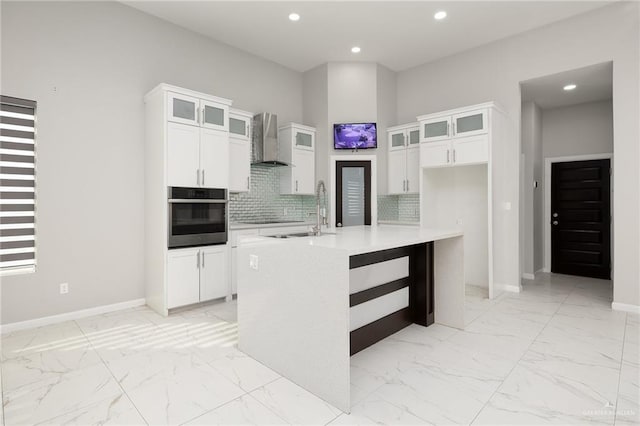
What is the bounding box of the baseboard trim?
[522,273,535,280]
[611,302,640,314]
[496,283,521,293]
[0,298,146,334]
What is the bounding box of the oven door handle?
[168,199,228,204]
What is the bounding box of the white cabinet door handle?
[247,176,250,190]
[196,251,200,269]
[447,150,450,163]
[453,149,456,163]
[295,180,298,192]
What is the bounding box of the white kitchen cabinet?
[421,116,451,142]
[168,122,200,187]
[167,92,200,126]
[291,148,315,194]
[201,99,228,132]
[229,109,252,193]
[420,140,451,168]
[418,102,507,300]
[200,245,228,301]
[452,135,488,166]
[452,109,488,138]
[167,92,229,133]
[167,248,201,309]
[387,124,420,194]
[418,107,489,169]
[200,127,229,188]
[279,123,316,195]
[167,245,229,308]
[405,145,420,193]
[167,123,229,188]
[144,84,233,316]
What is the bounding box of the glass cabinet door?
[421,117,451,142]
[201,100,228,131]
[295,130,314,150]
[229,115,249,139]
[452,109,487,138]
[407,128,420,145]
[168,92,199,126]
[389,131,406,150]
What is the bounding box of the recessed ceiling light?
[288,13,300,22]
[351,46,361,53]
[434,11,447,20]
[563,84,577,91]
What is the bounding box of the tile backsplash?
[377,194,420,222]
[229,166,315,222]
[230,167,419,223]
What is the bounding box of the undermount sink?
[267,231,336,239]
[267,232,314,239]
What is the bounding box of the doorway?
[550,159,611,279]
[335,161,371,227]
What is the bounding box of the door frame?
[543,153,613,274]
[330,155,377,227]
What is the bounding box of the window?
[0,96,36,274]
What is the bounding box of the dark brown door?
[336,161,371,227]
[551,159,611,279]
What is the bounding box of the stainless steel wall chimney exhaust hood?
[251,113,289,167]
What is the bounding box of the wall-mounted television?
[333,123,377,149]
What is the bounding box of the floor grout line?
[468,281,574,425]
[612,312,628,426]
[73,318,151,426]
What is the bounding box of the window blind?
[0,96,36,272]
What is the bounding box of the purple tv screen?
[333,123,377,149]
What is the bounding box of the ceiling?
[520,62,613,109]
[123,1,612,72]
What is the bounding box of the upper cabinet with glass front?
[417,103,501,169]
[419,108,488,143]
[420,116,451,142]
[293,125,315,151]
[167,90,231,132]
[452,109,488,138]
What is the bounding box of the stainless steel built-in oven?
[168,187,227,248]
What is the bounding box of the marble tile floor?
[1,273,638,425]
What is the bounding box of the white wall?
[375,64,398,196]
[398,2,639,306]
[542,100,613,159]
[304,62,398,217]
[303,64,329,191]
[521,101,543,276]
[0,1,303,324]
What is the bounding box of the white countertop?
[237,224,463,255]
[229,221,315,230]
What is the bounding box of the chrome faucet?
[312,180,328,236]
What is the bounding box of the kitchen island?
[236,225,464,413]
